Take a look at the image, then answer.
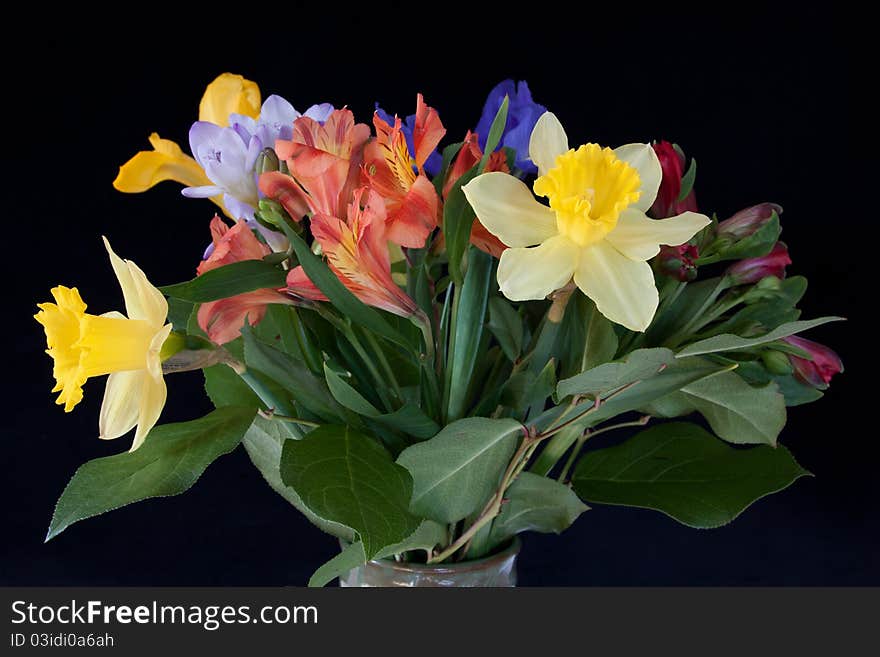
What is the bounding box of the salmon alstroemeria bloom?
[113,73,261,213]
[362,94,446,248]
[197,216,294,345]
[260,109,371,221]
[34,239,173,451]
[463,112,710,331]
[286,187,419,318]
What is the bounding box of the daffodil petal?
[113,133,212,193]
[529,112,569,176]
[102,238,167,326]
[497,235,579,301]
[606,209,711,261]
[575,240,658,332]
[613,143,662,212]
[198,73,261,126]
[131,371,167,452]
[99,369,145,441]
[462,172,558,247]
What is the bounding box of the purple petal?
[304,103,334,124]
[182,185,223,198]
[188,121,224,167]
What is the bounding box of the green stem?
[441,287,462,423]
[257,410,320,429]
[362,328,403,402]
[343,327,395,412]
[664,278,730,348]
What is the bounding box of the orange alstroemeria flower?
[260,109,371,221]
[286,187,418,318]
[362,94,446,248]
[197,216,293,344]
[441,131,510,258]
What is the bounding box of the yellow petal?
[529,112,569,176]
[613,143,662,212]
[76,314,155,377]
[574,240,658,332]
[113,133,212,193]
[131,370,168,451]
[198,73,261,126]
[606,209,711,261]
[102,237,168,327]
[99,369,144,440]
[497,235,579,301]
[462,172,558,247]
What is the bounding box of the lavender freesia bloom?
[475,80,546,174]
[375,105,443,176]
[184,95,333,248]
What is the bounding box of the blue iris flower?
[475,80,547,174]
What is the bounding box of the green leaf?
[530,424,584,477]
[308,520,447,587]
[324,362,378,416]
[488,296,524,362]
[47,407,256,540]
[677,156,697,201]
[167,298,194,332]
[556,348,675,400]
[243,325,347,423]
[160,260,287,302]
[645,367,786,445]
[397,417,523,523]
[432,141,464,196]
[713,211,781,262]
[580,299,619,371]
[443,168,480,285]
[285,228,411,350]
[445,248,492,421]
[723,360,824,407]
[204,363,262,409]
[676,317,845,358]
[242,416,355,541]
[488,472,588,548]
[571,422,810,528]
[501,359,557,410]
[478,95,509,172]
[280,425,421,559]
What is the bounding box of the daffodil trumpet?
[34,239,173,451]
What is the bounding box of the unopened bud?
[725,242,791,285]
[761,349,794,376]
[717,202,782,240]
[256,148,280,175]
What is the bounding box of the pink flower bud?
[725,242,791,285]
[782,336,843,388]
[649,141,698,218]
[657,244,699,281]
[717,202,782,240]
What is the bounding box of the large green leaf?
[488,472,588,548]
[677,317,844,358]
[556,348,674,400]
[280,425,420,559]
[308,520,447,587]
[160,260,287,302]
[241,416,355,541]
[571,422,809,528]
[445,248,492,421]
[645,367,786,445]
[204,363,262,409]
[47,407,256,540]
[487,297,524,363]
[500,359,557,410]
[397,417,523,523]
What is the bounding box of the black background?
[4,7,871,586]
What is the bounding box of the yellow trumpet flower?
[463,112,710,332]
[112,73,261,213]
[34,238,172,451]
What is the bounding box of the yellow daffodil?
[34,238,172,451]
[462,112,710,331]
[112,73,261,212]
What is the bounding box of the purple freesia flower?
[375,105,443,176]
[475,80,546,174]
[184,94,333,251]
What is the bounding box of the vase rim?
[359,537,521,576]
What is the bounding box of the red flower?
[657,243,699,282]
[782,336,843,388]
[649,141,698,218]
[717,202,782,240]
[726,242,791,285]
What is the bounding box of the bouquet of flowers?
[35,74,843,586]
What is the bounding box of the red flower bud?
[717,202,782,240]
[782,336,843,388]
[657,243,699,281]
[725,242,791,285]
[649,141,698,218]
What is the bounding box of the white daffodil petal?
[529,112,569,176]
[606,209,711,261]
[131,373,167,452]
[613,143,662,212]
[462,172,558,247]
[575,240,659,332]
[497,235,579,301]
[103,236,143,320]
[99,369,145,441]
[126,260,169,327]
